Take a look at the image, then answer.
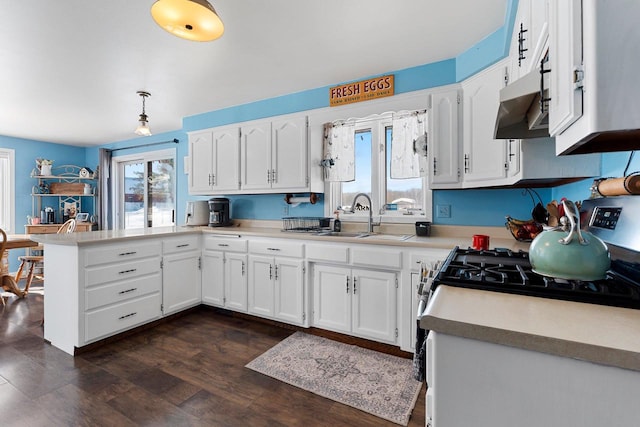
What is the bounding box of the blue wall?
[0,135,87,268]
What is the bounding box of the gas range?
[430,196,640,310]
[432,247,640,309]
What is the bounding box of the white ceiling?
[0,0,507,147]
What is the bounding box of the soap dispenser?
[333,210,341,232]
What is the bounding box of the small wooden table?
[1,234,38,298]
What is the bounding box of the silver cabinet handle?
[119,251,137,256]
[176,244,190,248]
[118,288,137,295]
[274,265,279,280]
[267,170,271,183]
[346,276,350,293]
[269,264,273,280]
[118,312,137,320]
[218,243,229,247]
[267,247,281,251]
[118,268,137,275]
[241,261,245,276]
[353,277,357,294]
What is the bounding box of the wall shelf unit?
[30,164,97,226]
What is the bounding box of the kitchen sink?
[313,231,370,238]
[361,233,413,241]
[312,231,413,241]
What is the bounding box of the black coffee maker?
[208,198,231,227]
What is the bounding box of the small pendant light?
[135,91,152,137]
[151,0,224,42]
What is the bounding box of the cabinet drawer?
[85,273,161,310]
[162,235,201,255]
[306,244,348,263]
[84,241,161,267]
[85,257,161,287]
[85,292,161,343]
[351,247,402,269]
[203,237,247,252]
[249,240,304,258]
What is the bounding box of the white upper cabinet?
[188,114,309,195]
[549,0,640,154]
[547,0,582,138]
[510,0,549,79]
[188,125,240,194]
[428,88,461,187]
[462,60,509,184]
[271,116,308,190]
[241,121,272,191]
[242,116,308,192]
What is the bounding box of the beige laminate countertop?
[421,285,640,372]
[30,221,530,252]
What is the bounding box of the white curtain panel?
[391,111,427,178]
[323,122,356,182]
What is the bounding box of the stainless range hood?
[494,69,550,139]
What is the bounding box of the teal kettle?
[529,200,610,281]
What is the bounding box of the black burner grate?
[432,247,640,309]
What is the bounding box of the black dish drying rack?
[282,217,331,233]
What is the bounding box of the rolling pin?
[597,175,640,196]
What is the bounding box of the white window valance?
[390,110,428,179]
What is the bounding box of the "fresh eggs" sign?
[329,75,394,107]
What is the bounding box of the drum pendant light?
[134,91,152,137]
[151,0,224,42]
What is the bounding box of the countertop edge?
[421,286,640,372]
[423,316,640,372]
[29,224,529,251]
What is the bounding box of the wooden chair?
[14,219,76,294]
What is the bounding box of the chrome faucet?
[350,193,380,233]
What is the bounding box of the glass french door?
[115,150,176,230]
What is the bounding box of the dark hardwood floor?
[1,291,425,426]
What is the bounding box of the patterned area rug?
[246,332,422,426]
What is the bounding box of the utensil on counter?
[529,200,610,281]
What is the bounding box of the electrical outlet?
[283,205,289,216]
[436,204,451,218]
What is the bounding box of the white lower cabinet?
[201,237,248,312]
[312,264,397,344]
[162,235,202,315]
[248,255,305,325]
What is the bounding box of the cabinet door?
[225,253,248,312]
[429,90,461,186]
[271,117,308,190]
[506,139,522,178]
[162,251,201,315]
[248,255,274,317]
[212,127,241,192]
[509,0,530,80]
[462,62,508,183]
[548,0,583,136]
[241,122,272,190]
[201,249,224,307]
[274,258,304,325]
[189,132,214,193]
[312,264,351,334]
[351,269,397,343]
